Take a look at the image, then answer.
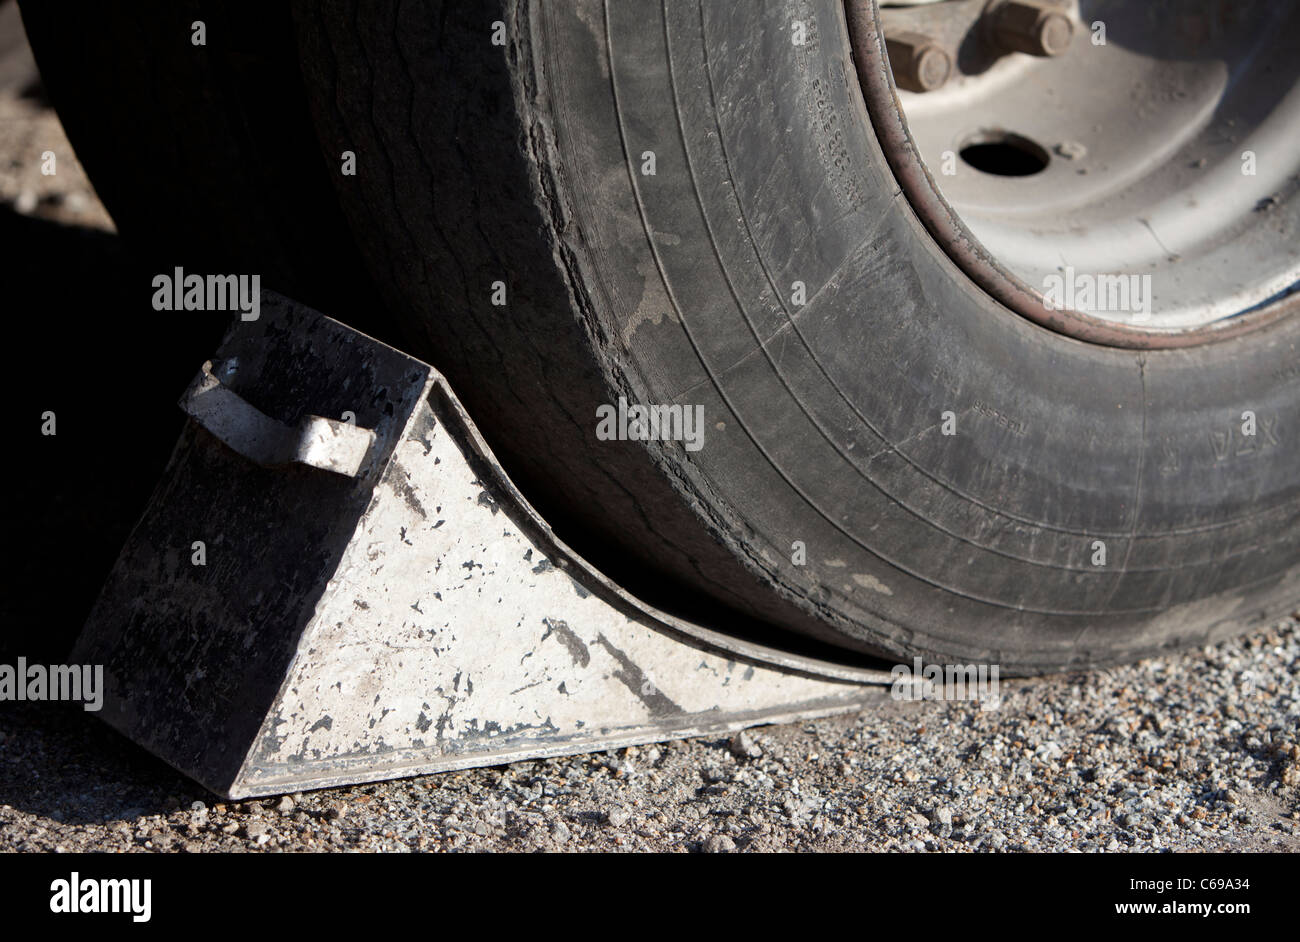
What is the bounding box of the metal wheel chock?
[73,293,892,798]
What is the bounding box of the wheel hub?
[848,0,1300,344]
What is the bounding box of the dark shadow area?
[0,702,199,825]
[0,207,228,664]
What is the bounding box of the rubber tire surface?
[287,0,1300,672]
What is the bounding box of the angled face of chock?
[74,293,889,798]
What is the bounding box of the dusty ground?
[0,3,110,233]
[2,2,1297,853]
[2,618,1298,853]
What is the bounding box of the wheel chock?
[74,293,890,798]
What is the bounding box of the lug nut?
[885,31,954,94]
[987,0,1075,57]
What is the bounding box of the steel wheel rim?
[845,0,1300,348]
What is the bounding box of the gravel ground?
[0,3,111,233]
[3,4,1298,854]
[0,616,1297,853]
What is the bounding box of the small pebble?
[702,834,736,853]
[730,731,762,760]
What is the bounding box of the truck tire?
[292,0,1300,672]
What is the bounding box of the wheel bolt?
[885,31,954,94]
[987,0,1075,57]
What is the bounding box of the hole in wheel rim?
[959,132,1050,177]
